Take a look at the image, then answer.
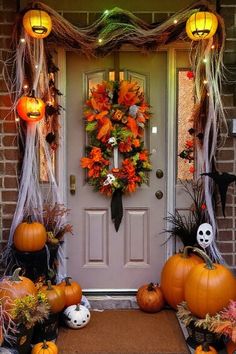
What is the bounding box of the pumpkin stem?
[42,340,49,349]
[75,304,80,311]
[26,215,33,224]
[147,283,155,291]
[47,280,53,290]
[182,246,193,258]
[202,342,210,352]
[11,268,22,282]
[193,248,215,270]
[65,277,72,286]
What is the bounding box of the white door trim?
[56,44,189,277]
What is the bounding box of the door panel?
[66,51,167,289]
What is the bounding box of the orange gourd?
[31,340,58,354]
[136,283,165,313]
[0,268,36,308]
[160,246,203,309]
[13,216,47,252]
[185,248,236,318]
[41,280,65,313]
[58,277,82,307]
[194,342,218,354]
[16,91,45,123]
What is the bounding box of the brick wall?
[216,2,236,269]
[0,0,19,255]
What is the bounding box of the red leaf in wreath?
[127,117,138,138]
[97,117,113,140]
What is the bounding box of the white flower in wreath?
[108,137,117,146]
[129,104,139,118]
[103,173,116,186]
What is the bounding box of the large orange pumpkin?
[136,283,165,313]
[23,9,52,39]
[0,268,36,308]
[185,248,236,318]
[13,216,47,252]
[160,246,203,309]
[41,280,65,313]
[58,277,82,307]
[31,340,58,354]
[16,91,45,123]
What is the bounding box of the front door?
[66,50,167,290]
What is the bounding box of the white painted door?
[66,51,167,290]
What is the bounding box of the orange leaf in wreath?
[97,117,113,140]
[118,81,139,106]
[127,117,138,138]
[81,157,93,169]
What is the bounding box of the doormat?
[57,309,190,354]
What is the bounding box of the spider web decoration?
[2,0,227,265]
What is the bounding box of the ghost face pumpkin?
[196,223,213,248]
[63,304,90,329]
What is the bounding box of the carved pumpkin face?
[23,9,52,39]
[17,95,45,123]
[186,11,218,41]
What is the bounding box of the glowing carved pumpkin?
[16,91,45,123]
[186,11,218,41]
[23,9,52,39]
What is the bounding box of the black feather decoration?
[111,189,123,232]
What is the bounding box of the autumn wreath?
[81,80,152,230]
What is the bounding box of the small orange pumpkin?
[13,216,47,252]
[58,277,82,307]
[0,268,36,308]
[41,280,65,313]
[16,91,45,123]
[160,246,203,309]
[136,283,165,313]
[185,248,236,318]
[31,340,58,354]
[194,342,218,354]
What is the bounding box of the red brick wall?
[0,0,19,253]
[216,3,236,269]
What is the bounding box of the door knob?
[70,175,76,195]
[155,190,163,199]
[156,169,164,178]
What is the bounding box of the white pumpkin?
[63,304,90,329]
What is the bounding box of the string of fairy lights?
[4,1,227,263]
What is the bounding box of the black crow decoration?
[201,172,236,217]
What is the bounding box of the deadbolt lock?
[155,190,163,199]
[156,169,164,179]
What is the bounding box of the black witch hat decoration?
[201,171,236,217]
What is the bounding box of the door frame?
[55,42,190,280]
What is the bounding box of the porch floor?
[57,309,190,354]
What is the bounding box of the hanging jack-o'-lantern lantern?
[186,11,218,41]
[16,91,45,123]
[23,9,52,39]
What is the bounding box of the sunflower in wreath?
[81,80,152,231]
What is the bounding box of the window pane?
[177,70,194,180]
